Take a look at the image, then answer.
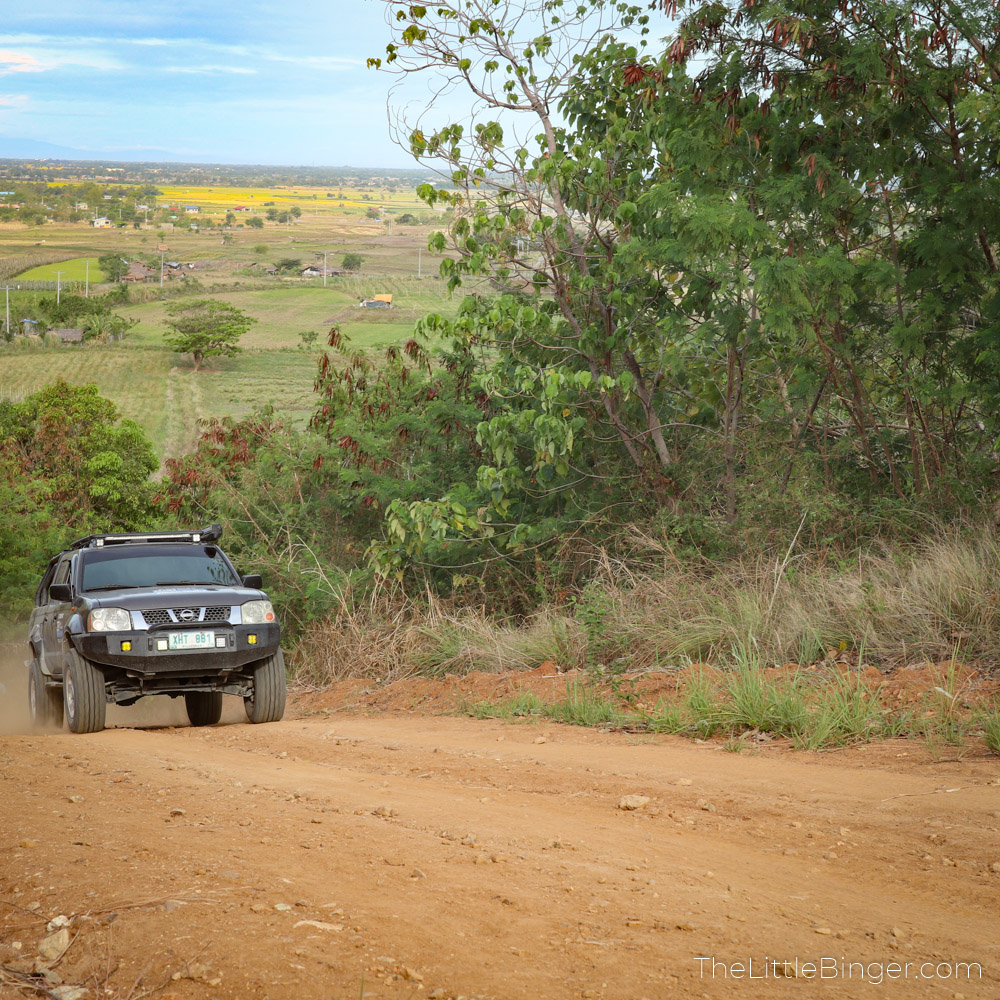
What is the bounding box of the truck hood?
[79,586,265,609]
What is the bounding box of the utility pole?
[56,271,62,306]
[323,250,328,287]
[160,249,165,288]
[417,247,421,279]
[4,286,9,339]
[85,259,89,298]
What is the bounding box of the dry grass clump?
[588,524,1000,670]
[290,523,1000,685]
[290,591,585,686]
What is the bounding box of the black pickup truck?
[26,525,285,733]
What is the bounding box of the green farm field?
[18,256,105,281]
[0,337,324,461]
[124,279,452,352]
[0,180,460,467]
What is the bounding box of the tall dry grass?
[290,524,1000,684]
[290,592,585,686]
[605,524,1000,669]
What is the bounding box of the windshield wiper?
[83,584,139,592]
[154,580,224,587]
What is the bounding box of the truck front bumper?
[74,623,281,676]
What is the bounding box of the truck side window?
[51,558,72,597]
[36,562,57,606]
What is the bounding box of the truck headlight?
[242,600,275,624]
[88,607,132,632]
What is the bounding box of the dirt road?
[2,685,999,999]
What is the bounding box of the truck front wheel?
[244,649,286,724]
[64,649,107,734]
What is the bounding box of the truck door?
[42,555,74,676]
[31,559,57,674]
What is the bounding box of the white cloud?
[0,51,45,75]
[0,46,123,74]
[165,65,257,75]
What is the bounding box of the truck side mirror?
[242,574,263,589]
[49,583,72,602]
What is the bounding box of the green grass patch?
[462,683,628,728]
[461,691,546,720]
[983,710,1000,755]
[459,661,992,752]
[18,257,105,281]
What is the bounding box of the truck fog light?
[121,641,132,652]
[156,639,168,651]
[215,637,226,648]
[248,634,257,645]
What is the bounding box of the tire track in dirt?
[1,711,998,999]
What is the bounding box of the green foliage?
[163,298,256,370]
[0,380,157,618]
[364,0,1000,585]
[983,710,1000,755]
[341,253,363,271]
[97,253,128,283]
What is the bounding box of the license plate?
[167,630,215,650]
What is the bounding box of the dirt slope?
[1,697,999,999]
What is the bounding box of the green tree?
[164,299,256,371]
[341,253,362,271]
[246,216,265,229]
[97,252,129,283]
[366,0,1000,579]
[289,206,302,220]
[0,381,157,618]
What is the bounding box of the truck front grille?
[138,606,231,627]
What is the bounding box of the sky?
[0,0,420,167]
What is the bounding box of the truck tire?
[29,658,64,729]
[244,648,286,724]
[185,691,223,727]
[63,648,107,734]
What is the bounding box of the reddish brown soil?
[2,662,999,1000]
[300,657,1000,719]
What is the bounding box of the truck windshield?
[80,546,240,591]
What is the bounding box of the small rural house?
[301,264,341,279]
[122,262,155,283]
[91,217,112,228]
[50,328,84,344]
[184,205,201,214]
[360,294,393,309]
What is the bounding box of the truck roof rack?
[70,523,222,550]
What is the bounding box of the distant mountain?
[0,136,188,163]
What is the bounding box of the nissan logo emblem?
[178,609,196,621]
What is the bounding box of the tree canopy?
[164,299,256,371]
[361,0,1000,579]
[0,381,157,617]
